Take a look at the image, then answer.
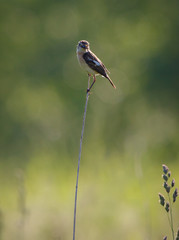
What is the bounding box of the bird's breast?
[77,52,97,75]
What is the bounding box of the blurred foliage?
[0,0,179,239]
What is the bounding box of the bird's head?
[77,40,90,52]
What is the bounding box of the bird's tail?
[106,75,116,89]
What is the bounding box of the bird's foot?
[86,88,92,95]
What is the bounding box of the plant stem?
[73,76,90,240]
[168,193,175,240]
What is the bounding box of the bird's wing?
[83,51,109,77]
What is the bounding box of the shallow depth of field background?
[0,0,179,239]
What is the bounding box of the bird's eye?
[80,44,85,48]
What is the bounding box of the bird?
[76,40,116,92]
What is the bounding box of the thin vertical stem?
[73,76,90,240]
[168,194,175,240]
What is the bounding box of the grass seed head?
[163,182,170,193]
[171,179,175,188]
[159,193,165,206]
[168,171,171,178]
[162,165,169,174]
[165,202,170,212]
[173,188,178,203]
[175,229,179,240]
[162,174,168,182]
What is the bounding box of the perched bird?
[76,40,116,92]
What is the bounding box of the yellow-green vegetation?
[0,0,179,239]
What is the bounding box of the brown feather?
[83,50,116,89]
[83,51,108,77]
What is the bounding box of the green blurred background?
[0,0,179,239]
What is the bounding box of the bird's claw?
[86,88,90,93]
